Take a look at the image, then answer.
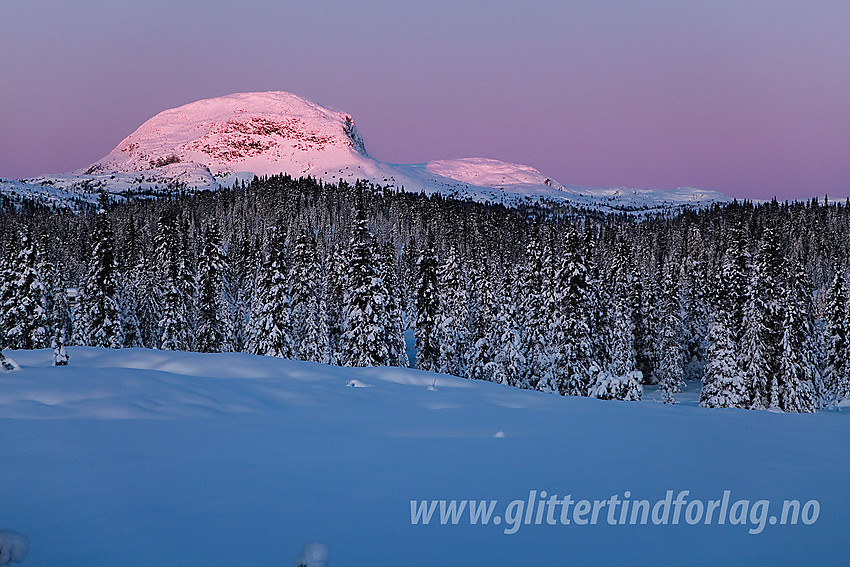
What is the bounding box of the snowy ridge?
[2,91,731,212]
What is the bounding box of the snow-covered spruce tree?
[52,327,69,366]
[290,231,330,364]
[518,237,555,391]
[36,239,60,336]
[591,294,643,401]
[399,238,419,329]
[75,197,125,349]
[116,215,142,348]
[630,269,654,384]
[123,247,161,349]
[741,289,771,409]
[224,228,259,354]
[551,229,596,396]
[378,240,409,368]
[491,267,525,387]
[129,267,153,348]
[723,220,752,338]
[50,267,71,366]
[339,196,399,367]
[0,250,13,347]
[700,308,748,408]
[1,249,17,348]
[465,262,499,382]
[591,238,642,401]
[195,223,231,353]
[582,224,609,383]
[653,267,684,404]
[742,224,784,409]
[822,262,849,405]
[323,244,347,365]
[435,246,469,377]
[679,226,710,381]
[774,261,821,412]
[2,231,50,350]
[414,238,440,372]
[541,252,568,392]
[154,211,193,351]
[839,293,850,405]
[117,283,142,348]
[699,223,755,409]
[700,253,750,408]
[246,227,295,358]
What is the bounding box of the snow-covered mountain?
[1,91,730,212]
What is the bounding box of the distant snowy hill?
[0,347,846,565]
[1,91,730,212]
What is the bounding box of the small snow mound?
[345,379,373,388]
[295,541,329,567]
[493,431,506,438]
[0,530,29,565]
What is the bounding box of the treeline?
[1,175,849,412]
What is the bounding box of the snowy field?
[1,347,847,566]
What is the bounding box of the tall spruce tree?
[491,267,525,387]
[246,227,295,358]
[290,230,330,363]
[654,268,684,404]
[2,231,50,350]
[822,263,849,405]
[340,196,398,367]
[465,263,499,382]
[195,223,230,353]
[378,240,409,368]
[700,248,750,409]
[591,238,642,401]
[323,244,347,364]
[75,197,124,349]
[50,262,71,366]
[414,238,440,372]
[0,251,13,349]
[154,212,192,351]
[518,237,554,391]
[700,308,748,408]
[743,224,783,409]
[680,226,710,381]
[552,230,596,396]
[435,246,468,376]
[774,261,821,412]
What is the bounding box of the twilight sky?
[1,0,848,200]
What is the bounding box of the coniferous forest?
[1,175,849,412]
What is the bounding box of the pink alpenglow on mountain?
[2,91,730,212]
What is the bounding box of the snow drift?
[0,347,846,566]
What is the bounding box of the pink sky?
[1,1,847,200]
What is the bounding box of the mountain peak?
[85,91,367,177]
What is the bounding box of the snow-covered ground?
[1,347,846,565]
